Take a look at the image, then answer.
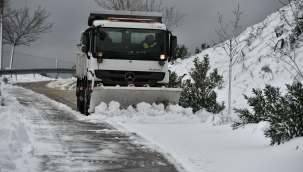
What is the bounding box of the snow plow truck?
[76,10,182,115]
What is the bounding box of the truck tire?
[77,95,84,114]
[76,78,84,114]
[84,89,90,115]
[83,78,90,116]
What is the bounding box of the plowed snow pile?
[0,86,38,171]
[83,101,206,124]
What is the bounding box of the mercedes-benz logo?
[125,72,136,82]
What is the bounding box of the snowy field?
[1,75,303,172]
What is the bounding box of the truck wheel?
[84,87,90,116]
[77,94,84,114]
[76,78,84,114]
[83,78,90,116]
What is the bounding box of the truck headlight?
[160,54,167,61]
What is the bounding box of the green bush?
[195,47,201,54]
[179,55,225,113]
[175,44,191,60]
[167,70,181,88]
[233,82,303,145]
[195,43,211,54]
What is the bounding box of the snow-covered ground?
[170,2,303,114]
[1,74,55,84]
[1,3,303,172]
[0,82,39,171]
[46,78,76,91]
[1,74,303,171]
[80,102,303,172]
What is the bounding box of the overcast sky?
[2,0,284,70]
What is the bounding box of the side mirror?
[81,32,89,54]
[81,46,87,54]
[170,36,177,62]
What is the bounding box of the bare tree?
[214,4,244,115]
[94,0,186,32]
[3,5,53,69]
[269,0,303,81]
[0,0,13,69]
[0,0,12,16]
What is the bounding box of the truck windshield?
[94,28,167,60]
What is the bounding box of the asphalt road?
[11,81,179,172]
[17,81,78,111]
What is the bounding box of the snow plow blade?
[88,86,182,113]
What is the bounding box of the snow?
[86,101,201,124]
[169,3,303,116]
[0,84,39,171]
[77,100,303,172]
[46,78,76,91]
[1,3,303,172]
[1,74,55,84]
[1,80,303,171]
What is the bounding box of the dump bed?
[88,9,163,26]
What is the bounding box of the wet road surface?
[8,81,179,172]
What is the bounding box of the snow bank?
[83,101,204,124]
[2,74,54,84]
[0,89,37,171]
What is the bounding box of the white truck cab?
[76,10,180,115]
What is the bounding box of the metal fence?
[0,68,75,76]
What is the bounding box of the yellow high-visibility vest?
[143,42,157,48]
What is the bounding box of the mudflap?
[88,86,182,113]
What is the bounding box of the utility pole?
[0,1,3,70]
[56,59,58,79]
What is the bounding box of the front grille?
[95,70,165,86]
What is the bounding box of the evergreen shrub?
[233,82,303,145]
[179,55,225,113]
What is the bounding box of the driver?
[101,33,113,50]
[103,33,112,43]
[142,35,157,49]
